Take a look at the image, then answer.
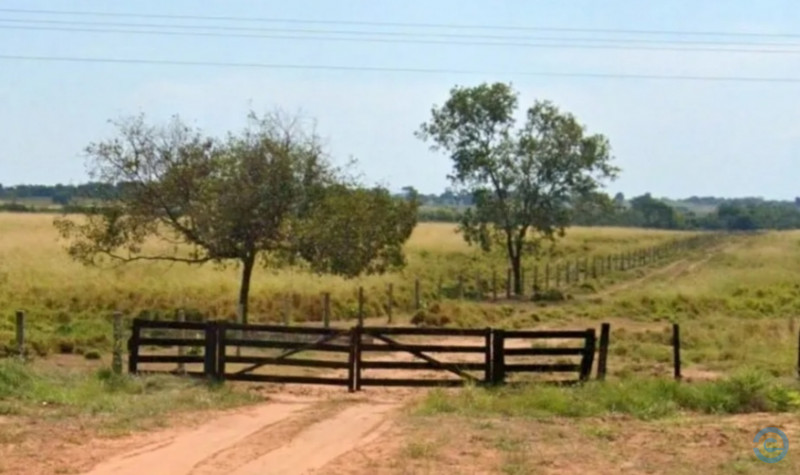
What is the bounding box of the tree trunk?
[238,255,255,325]
[510,253,522,297]
[505,228,524,297]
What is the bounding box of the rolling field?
[2,213,800,473]
[0,213,691,355]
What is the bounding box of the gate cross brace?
[369,333,480,383]
[232,330,347,376]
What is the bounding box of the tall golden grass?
[0,213,690,353]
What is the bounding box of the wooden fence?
[128,319,606,390]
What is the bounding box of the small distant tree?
[417,82,617,295]
[55,111,418,323]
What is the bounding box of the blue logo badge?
[754,427,789,463]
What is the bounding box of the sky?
[0,1,799,199]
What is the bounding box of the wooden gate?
[356,326,492,388]
[492,329,597,384]
[217,322,356,389]
[128,320,605,389]
[127,318,211,377]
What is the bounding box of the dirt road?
[82,392,400,475]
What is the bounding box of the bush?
[84,349,102,360]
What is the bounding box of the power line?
[3,18,800,52]
[5,24,800,55]
[1,53,799,83]
[0,6,798,39]
[3,17,796,46]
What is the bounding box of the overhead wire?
[2,20,800,54]
[0,6,799,39]
[2,53,799,83]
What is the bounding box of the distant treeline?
[412,189,800,231]
[0,182,121,205]
[3,183,800,231]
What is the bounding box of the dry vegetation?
[0,213,688,355]
[4,213,800,473]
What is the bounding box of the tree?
[416,82,617,295]
[629,193,679,229]
[54,111,418,323]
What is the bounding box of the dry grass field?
[0,213,689,355]
[3,213,800,474]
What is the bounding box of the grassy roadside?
[0,359,259,436]
[419,372,800,420]
[383,374,800,474]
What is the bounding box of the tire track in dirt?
[591,239,736,299]
[231,402,398,475]
[81,373,413,475]
[83,401,310,475]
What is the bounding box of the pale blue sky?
[1,1,799,199]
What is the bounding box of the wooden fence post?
[580,329,597,382]
[323,292,331,328]
[354,325,363,391]
[128,319,141,374]
[597,323,610,380]
[204,321,218,380]
[15,310,25,359]
[348,326,358,392]
[217,321,227,381]
[112,311,123,375]
[386,283,394,324]
[673,323,682,380]
[414,278,421,310]
[492,329,505,385]
[235,304,244,357]
[177,308,186,373]
[484,328,493,384]
[358,286,365,327]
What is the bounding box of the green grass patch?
[418,371,800,420]
[0,359,259,434]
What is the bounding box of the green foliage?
[296,185,418,276]
[53,110,418,322]
[417,82,618,294]
[419,374,800,420]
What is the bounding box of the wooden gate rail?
[493,329,597,384]
[357,326,492,388]
[128,320,607,390]
[127,318,210,377]
[217,322,355,389]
